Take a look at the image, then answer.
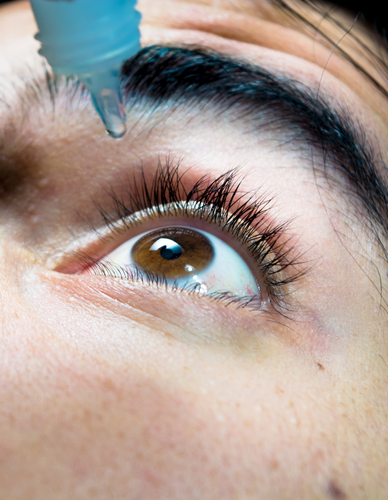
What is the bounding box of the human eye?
[62,161,303,316]
[99,224,259,298]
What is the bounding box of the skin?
[0,0,388,499]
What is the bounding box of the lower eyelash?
[76,158,307,316]
[80,257,266,313]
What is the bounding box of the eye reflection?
[103,225,260,297]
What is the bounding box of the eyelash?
[73,159,305,316]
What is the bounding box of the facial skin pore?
[0,1,388,499]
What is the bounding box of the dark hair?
[332,0,386,33]
[273,0,388,98]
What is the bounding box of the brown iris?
[131,227,214,279]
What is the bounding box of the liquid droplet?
[106,124,126,139]
[82,68,127,140]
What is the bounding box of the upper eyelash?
[79,158,307,316]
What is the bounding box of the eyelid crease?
[60,159,309,318]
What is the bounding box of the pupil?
[154,240,183,260]
[160,245,182,260]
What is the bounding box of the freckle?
[327,480,347,499]
[270,459,280,471]
[317,362,325,370]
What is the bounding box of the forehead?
[1,0,387,124]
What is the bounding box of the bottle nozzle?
[82,69,127,139]
[30,0,142,140]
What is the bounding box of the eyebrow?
[119,45,388,260]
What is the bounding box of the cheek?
[0,312,359,500]
[1,259,383,499]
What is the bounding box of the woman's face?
[1,1,388,498]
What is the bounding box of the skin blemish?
[317,362,325,370]
[327,480,347,499]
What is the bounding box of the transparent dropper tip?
[82,69,127,140]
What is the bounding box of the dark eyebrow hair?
[121,45,388,260]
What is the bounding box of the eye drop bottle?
[29,0,142,139]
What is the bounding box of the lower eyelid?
[45,271,276,347]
